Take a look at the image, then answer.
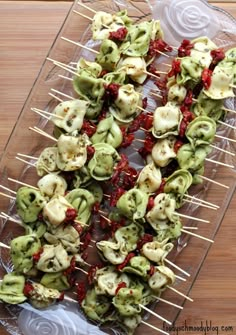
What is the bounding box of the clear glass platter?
[0,0,236,334]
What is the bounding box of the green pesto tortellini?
[24,220,47,238]
[96,40,120,71]
[51,99,88,133]
[0,272,26,304]
[177,143,212,173]
[121,256,151,278]
[73,73,105,103]
[44,224,81,254]
[88,143,120,180]
[148,265,175,291]
[112,282,143,316]
[16,187,47,223]
[37,173,67,200]
[152,102,182,138]
[43,195,73,226]
[65,188,95,226]
[96,239,127,264]
[186,116,216,148]
[168,83,187,104]
[36,147,59,177]
[72,166,91,188]
[10,234,41,274]
[190,36,217,68]
[27,282,61,309]
[109,84,141,123]
[86,182,104,204]
[103,68,127,85]
[151,135,177,167]
[116,188,149,222]
[120,20,153,57]
[141,238,174,264]
[91,114,123,148]
[135,162,162,194]
[177,56,204,86]
[192,91,225,121]
[164,169,193,195]
[56,134,90,171]
[76,58,102,78]
[94,266,131,296]
[82,288,112,322]
[118,56,147,84]
[36,244,71,273]
[146,193,177,231]
[40,271,70,291]
[203,65,234,99]
[156,221,182,242]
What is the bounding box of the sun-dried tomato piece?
[23,282,34,297]
[178,39,194,57]
[115,282,127,295]
[174,139,184,153]
[142,113,153,130]
[128,113,146,133]
[91,201,100,215]
[86,145,95,161]
[201,68,212,89]
[142,97,148,110]
[63,256,76,277]
[183,89,193,107]
[147,63,161,77]
[137,234,153,251]
[57,292,65,301]
[32,247,43,263]
[168,59,181,78]
[109,27,128,42]
[148,39,172,57]
[76,281,86,304]
[103,83,120,103]
[72,222,83,235]
[64,208,78,224]
[109,187,125,207]
[154,76,168,90]
[148,265,155,277]
[154,179,166,196]
[80,232,92,251]
[122,167,138,189]
[81,120,97,137]
[116,253,136,271]
[146,197,155,212]
[87,264,102,285]
[210,48,225,66]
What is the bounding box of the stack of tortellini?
[1,6,236,335]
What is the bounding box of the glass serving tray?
[0,0,236,334]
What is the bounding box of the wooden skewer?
[210,144,235,157]
[73,9,93,22]
[0,192,16,200]
[49,92,64,103]
[140,320,169,335]
[50,88,74,101]
[165,258,190,277]
[0,212,24,226]
[8,177,38,191]
[32,109,51,121]
[182,226,198,230]
[156,50,170,58]
[17,153,38,160]
[77,1,97,14]
[143,70,168,78]
[75,267,88,275]
[166,285,193,302]
[162,63,171,67]
[31,107,64,120]
[139,304,171,325]
[218,120,236,130]
[215,134,236,143]
[196,175,229,189]
[0,185,17,195]
[183,194,219,209]
[61,36,99,54]
[15,156,36,167]
[136,105,148,113]
[174,212,210,223]
[29,127,58,142]
[0,242,10,249]
[183,198,217,210]
[181,228,214,243]
[47,58,79,78]
[63,295,78,303]
[58,74,73,81]
[153,295,183,310]
[205,158,234,169]
[175,274,187,281]
[222,106,236,114]
[150,91,162,99]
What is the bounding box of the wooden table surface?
[1,1,236,335]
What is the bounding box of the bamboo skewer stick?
[174,212,210,223]
[0,242,10,249]
[77,1,97,14]
[0,212,24,226]
[196,175,229,189]
[153,295,183,310]
[61,36,99,55]
[73,9,93,22]
[15,156,36,167]
[0,192,16,200]
[166,285,193,302]
[182,226,198,230]
[215,134,236,143]
[8,177,38,191]
[31,107,63,120]
[140,320,169,335]
[0,185,17,195]
[183,198,217,210]
[180,228,214,243]
[50,88,74,101]
[183,194,219,209]
[29,127,58,142]
[218,120,236,130]
[58,74,73,81]
[209,143,235,156]
[164,258,190,277]
[139,304,172,325]
[17,153,38,160]
[205,158,234,169]
[49,92,64,102]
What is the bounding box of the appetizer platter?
[1,0,236,334]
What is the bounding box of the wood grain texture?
[0,2,236,335]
